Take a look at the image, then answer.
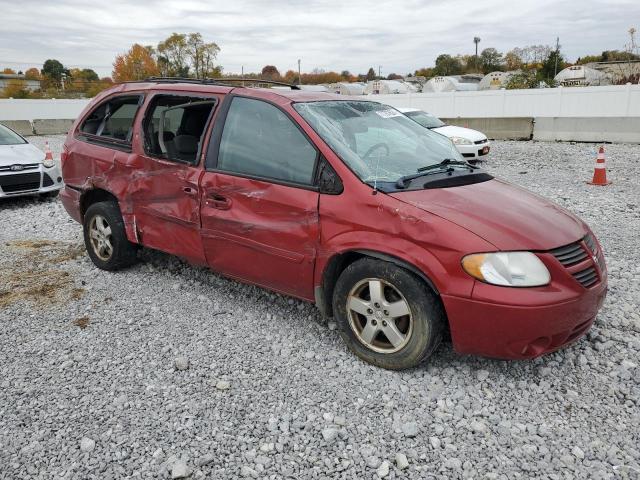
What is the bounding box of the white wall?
[373,84,640,118]
[0,98,90,121]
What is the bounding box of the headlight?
[462,252,550,287]
[451,136,472,145]
[43,156,55,168]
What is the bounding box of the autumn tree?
[185,33,221,78]
[283,70,299,84]
[41,59,69,88]
[1,80,31,98]
[504,50,524,71]
[24,68,41,80]
[2,68,16,74]
[112,44,159,82]
[157,33,189,76]
[261,65,281,80]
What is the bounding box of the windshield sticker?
[375,109,403,119]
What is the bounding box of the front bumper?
[456,141,490,160]
[0,163,63,198]
[442,266,608,359]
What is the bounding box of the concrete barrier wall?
[373,84,640,118]
[32,119,75,135]
[533,117,640,143]
[3,120,33,136]
[441,117,533,140]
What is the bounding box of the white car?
[0,123,63,199]
[398,108,490,161]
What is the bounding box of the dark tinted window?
[217,97,317,185]
[143,95,216,164]
[80,95,141,143]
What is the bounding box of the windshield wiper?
[395,159,477,189]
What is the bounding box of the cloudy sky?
[0,0,638,78]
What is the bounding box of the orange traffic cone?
[44,141,54,162]
[587,146,611,186]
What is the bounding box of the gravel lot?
[1,136,639,480]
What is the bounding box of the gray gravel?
[1,136,639,479]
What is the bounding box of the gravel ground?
[1,136,639,480]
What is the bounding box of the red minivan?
[60,78,607,369]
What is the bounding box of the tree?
[504,50,524,71]
[261,65,281,80]
[1,80,31,98]
[24,68,41,80]
[340,70,351,79]
[157,33,189,76]
[387,73,403,80]
[540,49,566,81]
[504,70,538,89]
[283,70,299,84]
[185,33,220,79]
[41,59,68,87]
[414,67,434,78]
[2,68,16,74]
[480,48,504,74]
[365,67,376,81]
[112,44,159,82]
[433,54,462,76]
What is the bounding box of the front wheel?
[333,258,445,370]
[83,201,138,271]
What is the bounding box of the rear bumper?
[442,280,607,359]
[60,185,82,223]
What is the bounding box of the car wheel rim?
[89,214,113,261]
[347,278,413,354]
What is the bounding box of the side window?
[143,95,217,164]
[80,95,141,143]
[217,97,318,185]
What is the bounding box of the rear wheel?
[83,201,138,271]
[333,258,444,370]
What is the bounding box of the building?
[422,75,481,93]
[554,66,611,87]
[0,73,41,92]
[365,80,410,94]
[331,82,366,95]
[586,60,640,84]
[478,71,519,90]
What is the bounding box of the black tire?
[83,201,138,271]
[39,190,59,200]
[332,258,445,370]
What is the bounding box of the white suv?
[399,108,490,161]
[0,123,63,199]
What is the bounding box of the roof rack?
[142,76,300,90]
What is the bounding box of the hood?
[390,178,586,251]
[433,124,486,142]
[0,143,45,166]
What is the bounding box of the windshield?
[405,110,446,129]
[294,101,461,185]
[0,124,27,145]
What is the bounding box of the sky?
[0,0,638,78]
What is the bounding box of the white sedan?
[398,108,490,161]
[0,123,63,199]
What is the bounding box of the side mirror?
[317,157,343,195]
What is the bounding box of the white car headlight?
[450,136,472,145]
[43,156,55,168]
[462,252,550,287]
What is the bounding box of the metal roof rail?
[142,77,300,90]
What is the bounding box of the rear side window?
[143,95,217,164]
[217,97,318,185]
[79,95,142,144]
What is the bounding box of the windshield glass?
[405,110,446,129]
[294,101,461,185]
[0,124,27,145]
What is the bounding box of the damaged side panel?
[199,172,319,300]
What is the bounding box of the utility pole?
[378,65,382,79]
[298,59,301,85]
[554,37,560,78]
[473,37,481,71]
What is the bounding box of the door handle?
[182,186,197,196]
[207,192,232,210]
